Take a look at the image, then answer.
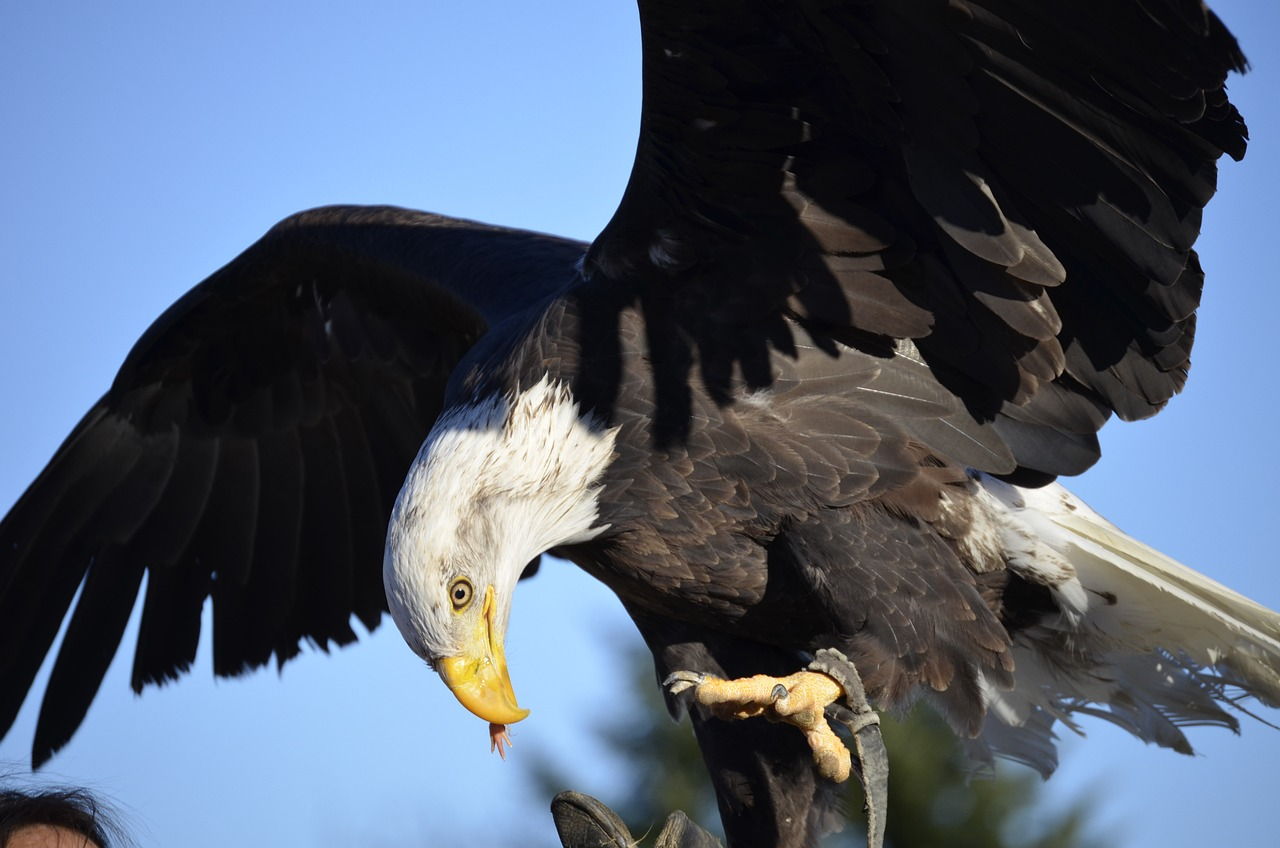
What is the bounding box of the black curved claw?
[663,669,708,696]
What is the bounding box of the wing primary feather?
[33,544,147,767]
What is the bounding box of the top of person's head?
[0,786,131,848]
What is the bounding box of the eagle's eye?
[449,577,474,612]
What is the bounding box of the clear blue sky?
[1,2,1276,846]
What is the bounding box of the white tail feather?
[965,475,1280,776]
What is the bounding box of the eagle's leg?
[666,648,887,848]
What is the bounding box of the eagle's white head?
[382,376,616,729]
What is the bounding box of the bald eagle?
[2,2,1278,847]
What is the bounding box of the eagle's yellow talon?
[667,669,855,783]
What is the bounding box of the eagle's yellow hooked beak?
[438,585,529,725]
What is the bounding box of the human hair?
[0,785,131,848]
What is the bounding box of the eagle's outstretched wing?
[589,0,1245,482]
[0,205,584,763]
